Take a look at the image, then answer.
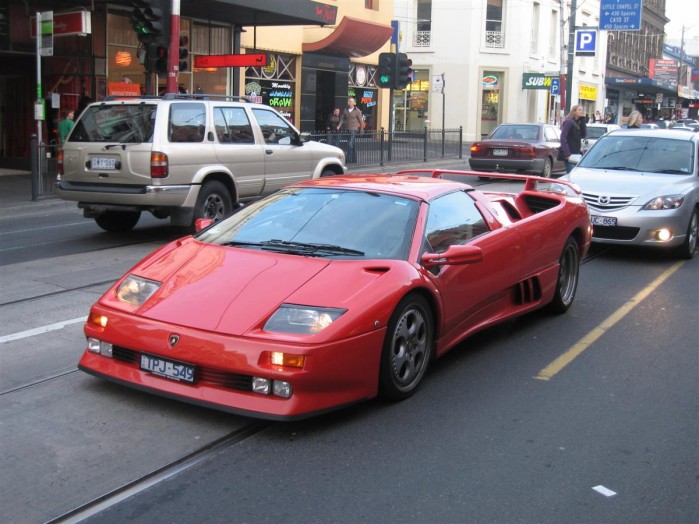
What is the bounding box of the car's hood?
[112,238,390,336]
[562,167,694,200]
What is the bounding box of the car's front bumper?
[588,204,692,248]
[79,304,385,421]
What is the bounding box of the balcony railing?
[414,30,431,47]
[485,30,504,48]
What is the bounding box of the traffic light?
[130,0,168,44]
[395,53,413,89]
[377,52,396,89]
[178,34,190,73]
[155,45,168,75]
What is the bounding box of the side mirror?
[421,244,483,268]
[194,218,213,232]
[568,154,582,164]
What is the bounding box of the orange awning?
[303,16,394,58]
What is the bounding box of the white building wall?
[394,0,607,141]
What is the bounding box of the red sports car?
[79,170,591,420]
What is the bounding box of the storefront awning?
[302,16,394,58]
[605,77,678,97]
[180,0,338,26]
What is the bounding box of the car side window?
[251,108,295,144]
[424,191,489,253]
[544,126,559,142]
[169,103,206,143]
[214,107,255,144]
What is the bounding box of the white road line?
[0,316,86,344]
[592,485,617,497]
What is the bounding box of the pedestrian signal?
[377,52,396,89]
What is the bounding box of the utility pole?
[565,0,577,115]
[559,0,567,122]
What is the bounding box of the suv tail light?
[151,151,169,178]
[57,149,64,176]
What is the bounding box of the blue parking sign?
[550,78,560,95]
[575,29,597,57]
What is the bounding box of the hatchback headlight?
[643,195,684,210]
[116,275,161,307]
[264,304,346,334]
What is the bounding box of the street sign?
[575,29,597,56]
[193,53,268,68]
[599,1,642,31]
[432,74,444,93]
[38,11,53,56]
[550,78,560,95]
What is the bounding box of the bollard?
[31,134,39,201]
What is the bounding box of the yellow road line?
[534,260,686,381]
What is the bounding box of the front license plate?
[91,157,117,170]
[140,354,195,383]
[492,148,508,156]
[591,215,617,227]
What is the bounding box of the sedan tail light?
[470,143,483,156]
[514,146,536,158]
[151,151,169,178]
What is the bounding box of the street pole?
[167,0,180,94]
[559,1,566,122]
[565,0,577,115]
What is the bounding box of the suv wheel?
[194,181,232,223]
[94,211,141,232]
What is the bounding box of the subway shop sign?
[522,74,557,90]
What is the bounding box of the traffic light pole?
[166,0,180,93]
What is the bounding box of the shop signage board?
[31,10,91,37]
[194,54,268,68]
[599,1,642,31]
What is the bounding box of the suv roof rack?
[161,93,252,102]
[102,95,162,101]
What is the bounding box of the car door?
[421,191,523,343]
[250,108,313,194]
[212,106,265,197]
[165,102,217,186]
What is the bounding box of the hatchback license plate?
[591,215,617,227]
[140,354,194,383]
[492,148,508,156]
[91,157,117,170]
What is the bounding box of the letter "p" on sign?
[575,29,597,56]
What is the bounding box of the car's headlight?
[264,304,346,334]
[642,195,685,211]
[116,275,161,307]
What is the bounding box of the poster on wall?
[245,79,294,122]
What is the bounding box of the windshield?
[579,135,695,174]
[586,127,609,139]
[489,125,540,141]
[69,104,157,143]
[196,188,419,260]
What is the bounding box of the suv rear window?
[70,104,157,143]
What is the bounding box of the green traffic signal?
[377,52,396,89]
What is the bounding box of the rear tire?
[548,237,579,314]
[193,181,232,223]
[540,158,552,178]
[94,211,141,232]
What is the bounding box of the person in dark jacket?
[326,107,341,146]
[560,104,587,173]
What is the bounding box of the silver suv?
[57,94,347,232]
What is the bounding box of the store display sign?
[245,80,294,122]
[648,59,678,87]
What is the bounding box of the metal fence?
[30,127,463,199]
[30,135,60,200]
[308,127,463,167]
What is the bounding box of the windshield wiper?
[651,169,687,174]
[261,239,365,256]
[598,166,643,171]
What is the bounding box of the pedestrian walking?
[559,104,587,173]
[58,109,75,145]
[337,97,363,163]
[327,107,341,146]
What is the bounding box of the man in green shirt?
[58,109,75,145]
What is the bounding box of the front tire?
[548,237,579,314]
[194,180,232,223]
[676,207,698,259]
[94,210,141,232]
[379,295,433,400]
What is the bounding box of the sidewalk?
[0,157,468,212]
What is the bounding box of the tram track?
[46,420,273,524]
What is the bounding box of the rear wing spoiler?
[396,169,583,196]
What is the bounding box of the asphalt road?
[0,169,697,524]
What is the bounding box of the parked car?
[672,118,699,127]
[57,94,347,232]
[582,123,621,152]
[469,123,565,177]
[640,123,660,130]
[78,170,591,420]
[562,129,698,259]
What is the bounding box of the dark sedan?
[469,123,565,178]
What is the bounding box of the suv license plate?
[91,158,117,170]
[492,149,508,156]
[591,215,617,227]
[140,354,195,383]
